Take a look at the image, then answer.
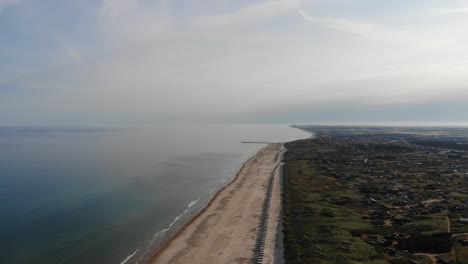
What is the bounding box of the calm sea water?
[0,125,310,264]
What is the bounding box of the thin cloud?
[297,9,382,38]
[188,0,312,31]
[99,0,139,20]
[421,7,468,17]
[0,0,21,13]
[296,7,465,53]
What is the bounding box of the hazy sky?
[2,0,468,125]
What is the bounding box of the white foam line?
[188,199,199,208]
[152,228,169,240]
[169,211,185,228]
[120,249,138,264]
[168,198,200,228]
[143,197,203,261]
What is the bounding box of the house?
[459,218,468,224]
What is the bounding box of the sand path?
[262,149,286,264]
[150,144,282,264]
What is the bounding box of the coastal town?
[283,126,468,264]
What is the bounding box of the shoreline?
[146,144,275,264]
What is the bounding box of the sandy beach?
[148,144,284,264]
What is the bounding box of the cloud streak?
[421,7,468,17]
[188,0,310,31]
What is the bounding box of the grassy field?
[282,139,455,263]
[454,235,468,264]
[282,141,387,263]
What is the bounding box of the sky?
[1,0,468,126]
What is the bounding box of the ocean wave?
[138,197,202,263]
[219,178,228,184]
[168,198,200,228]
[169,212,185,228]
[188,199,199,208]
[152,228,169,240]
[120,249,138,264]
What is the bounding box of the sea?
[0,124,310,264]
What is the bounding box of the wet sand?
[148,144,282,264]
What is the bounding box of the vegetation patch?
[282,129,468,263]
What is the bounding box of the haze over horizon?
[2,0,468,126]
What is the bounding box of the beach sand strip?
[149,144,281,264]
